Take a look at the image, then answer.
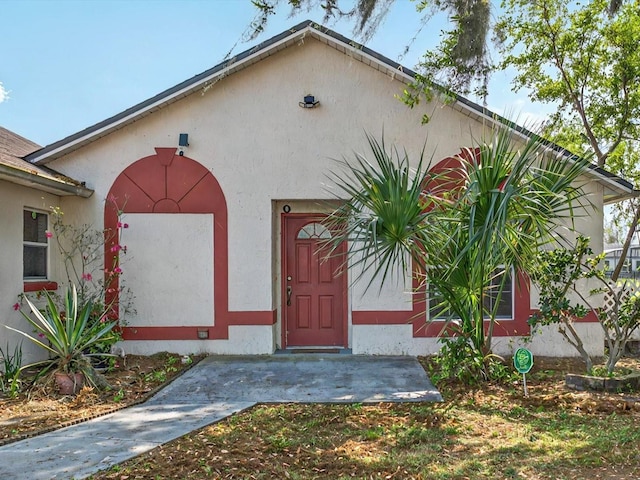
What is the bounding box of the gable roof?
[0,126,93,197]
[23,20,635,203]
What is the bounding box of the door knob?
[286,285,292,306]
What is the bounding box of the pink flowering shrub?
[15,199,135,356]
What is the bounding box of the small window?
[429,268,513,321]
[484,269,513,319]
[297,222,331,240]
[23,210,49,279]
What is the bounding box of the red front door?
[283,215,346,347]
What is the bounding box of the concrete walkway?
[0,355,441,480]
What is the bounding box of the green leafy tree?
[496,0,640,280]
[530,235,640,374]
[325,126,588,379]
[250,0,625,100]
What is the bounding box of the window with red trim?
[23,209,49,280]
[428,267,514,321]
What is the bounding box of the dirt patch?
[87,355,640,480]
[0,352,202,445]
[2,354,640,479]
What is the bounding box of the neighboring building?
[3,21,636,361]
[603,245,640,279]
[602,244,640,345]
[0,126,93,361]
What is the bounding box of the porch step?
[275,348,352,355]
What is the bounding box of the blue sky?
[1,0,551,147]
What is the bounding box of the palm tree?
[326,126,589,377]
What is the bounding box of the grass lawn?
[87,356,640,480]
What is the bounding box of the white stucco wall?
[0,181,63,364]
[123,213,214,328]
[121,325,274,355]
[48,38,491,312]
[350,252,414,311]
[41,36,610,356]
[353,323,605,359]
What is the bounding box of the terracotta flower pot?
[54,372,85,395]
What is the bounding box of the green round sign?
[514,348,534,374]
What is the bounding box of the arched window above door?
[297,222,331,239]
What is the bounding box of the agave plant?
[7,285,116,388]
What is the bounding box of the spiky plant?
[8,285,116,389]
[326,126,590,377]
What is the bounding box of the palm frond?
[325,127,591,357]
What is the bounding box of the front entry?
[283,215,346,347]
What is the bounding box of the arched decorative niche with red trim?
[352,148,534,338]
[104,147,274,342]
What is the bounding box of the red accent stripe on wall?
[352,271,535,337]
[120,310,277,341]
[23,281,58,292]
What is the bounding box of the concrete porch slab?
[148,354,442,404]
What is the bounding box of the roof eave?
[604,188,639,205]
[22,19,636,199]
[447,98,637,199]
[0,164,94,197]
[26,21,416,166]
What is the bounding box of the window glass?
[23,210,48,279]
[429,268,513,320]
[24,246,47,278]
[24,210,48,243]
[484,269,513,318]
[297,222,332,240]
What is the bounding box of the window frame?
[428,266,515,322]
[23,208,50,281]
[297,222,332,240]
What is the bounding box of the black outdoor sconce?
[299,94,320,108]
[178,133,189,156]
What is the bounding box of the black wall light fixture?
[299,94,320,108]
[178,133,189,156]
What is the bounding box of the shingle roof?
[0,125,40,162]
[22,19,635,202]
[0,126,93,197]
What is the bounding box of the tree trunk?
[559,322,594,373]
[607,341,623,374]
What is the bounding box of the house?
[2,21,636,362]
[603,244,640,279]
[601,244,640,346]
[0,126,93,362]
